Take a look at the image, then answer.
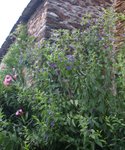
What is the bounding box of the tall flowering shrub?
[0,9,125,150]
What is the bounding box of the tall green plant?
[0,8,125,150]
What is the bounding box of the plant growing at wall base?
[0,9,125,150]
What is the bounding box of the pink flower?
[15,109,24,116]
[3,75,13,86]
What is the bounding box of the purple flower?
[42,68,45,72]
[97,34,102,40]
[66,55,74,62]
[93,18,98,23]
[50,63,57,69]
[50,121,55,127]
[66,66,72,70]
[109,38,115,42]
[38,42,41,48]
[104,45,109,49]
[86,22,90,28]
[121,34,125,37]
[58,55,63,62]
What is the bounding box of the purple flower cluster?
[49,63,57,69]
[66,66,72,70]
[66,55,75,62]
[50,121,55,127]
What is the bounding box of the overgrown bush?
[0,9,125,150]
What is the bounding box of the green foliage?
[1,9,125,150]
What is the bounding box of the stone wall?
[27,0,113,42]
[27,0,48,41]
[114,0,125,48]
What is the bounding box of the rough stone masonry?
[27,0,113,42]
[0,0,113,58]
